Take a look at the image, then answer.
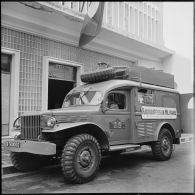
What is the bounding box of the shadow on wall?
[180,93,194,133]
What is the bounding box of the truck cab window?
[138,88,153,94]
[137,88,155,104]
[107,92,126,109]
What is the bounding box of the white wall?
[162,2,193,94]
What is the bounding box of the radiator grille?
[20,115,41,140]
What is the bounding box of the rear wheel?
[61,134,101,184]
[151,128,173,161]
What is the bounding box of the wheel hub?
[79,150,92,168]
[162,137,170,151]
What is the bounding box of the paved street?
[2,142,194,193]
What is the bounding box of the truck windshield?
[62,91,103,107]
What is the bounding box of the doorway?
[47,62,77,110]
[48,79,74,109]
[1,53,12,136]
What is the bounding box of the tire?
[61,134,101,184]
[151,128,173,161]
[10,152,47,172]
[81,68,115,83]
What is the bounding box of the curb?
[2,164,60,180]
[2,170,39,180]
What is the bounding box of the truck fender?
[42,122,109,150]
[42,122,104,133]
[154,122,175,141]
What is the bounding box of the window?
[1,53,12,73]
[106,92,126,110]
[162,96,176,108]
[107,2,113,25]
[148,16,151,40]
[135,9,138,35]
[63,91,103,107]
[139,11,143,37]
[130,6,134,34]
[119,2,124,30]
[137,88,155,104]
[124,3,129,31]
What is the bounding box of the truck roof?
[72,79,179,94]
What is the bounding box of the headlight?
[13,117,21,129]
[47,117,56,128]
[13,131,21,139]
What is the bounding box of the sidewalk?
[2,139,12,166]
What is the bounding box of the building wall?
[48,2,164,45]
[163,2,193,94]
[1,26,134,117]
[163,53,193,94]
[1,2,172,137]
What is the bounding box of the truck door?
[134,87,156,143]
[104,90,130,145]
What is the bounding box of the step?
[110,144,141,151]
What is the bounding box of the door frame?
[1,47,20,138]
[104,90,130,145]
[42,56,83,111]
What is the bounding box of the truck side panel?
[155,90,181,138]
[132,87,180,144]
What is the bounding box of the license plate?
[5,141,20,148]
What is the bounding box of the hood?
[50,105,100,123]
[51,105,100,116]
[21,105,100,117]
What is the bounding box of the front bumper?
[3,139,56,155]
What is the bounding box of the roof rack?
[81,63,175,89]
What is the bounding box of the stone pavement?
[2,139,12,166]
[2,141,194,193]
[1,134,193,173]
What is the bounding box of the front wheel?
[151,128,173,161]
[61,134,101,184]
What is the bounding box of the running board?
[110,144,141,151]
[179,134,193,144]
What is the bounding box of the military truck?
[4,64,182,184]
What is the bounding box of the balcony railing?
[38,1,163,45]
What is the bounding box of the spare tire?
[81,67,115,83]
[81,67,129,83]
